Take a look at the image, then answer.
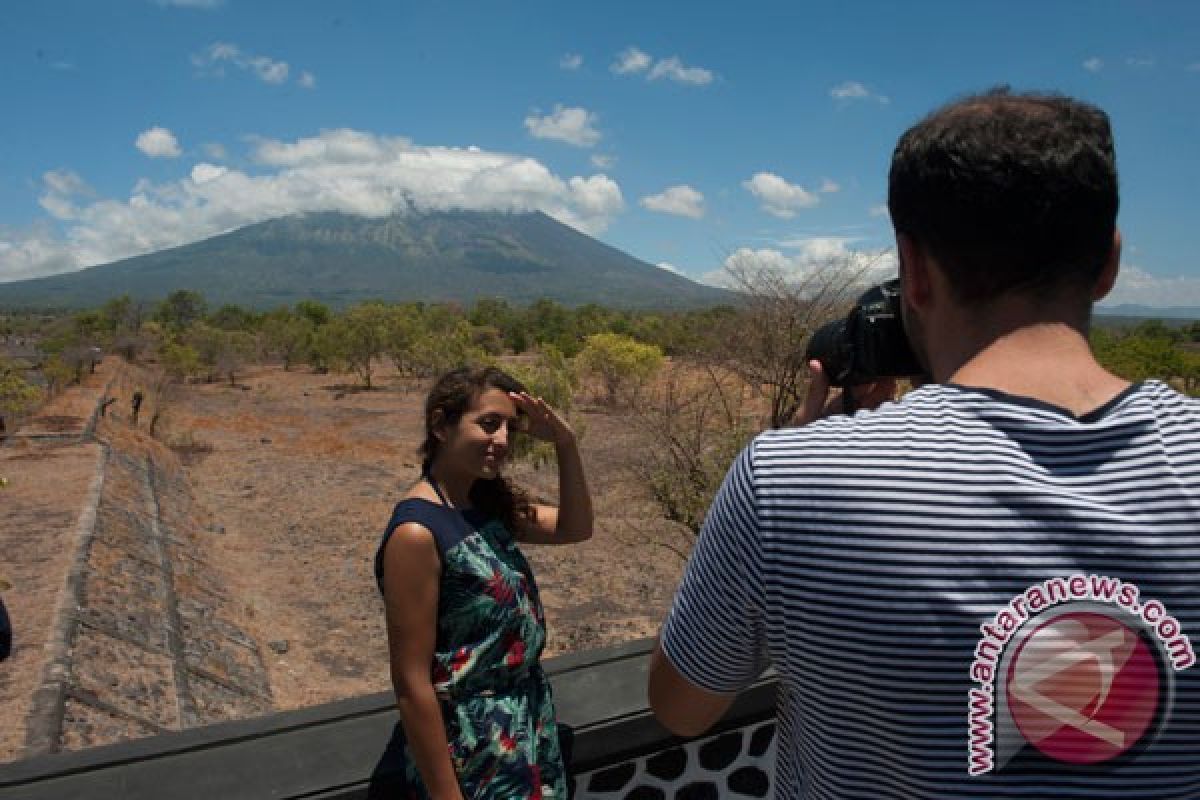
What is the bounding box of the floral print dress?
[370,496,566,800]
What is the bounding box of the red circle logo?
[1006,612,1160,765]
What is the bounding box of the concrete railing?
[1,639,777,799]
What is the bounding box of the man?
[649,89,1200,798]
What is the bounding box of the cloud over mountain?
[0,129,624,282]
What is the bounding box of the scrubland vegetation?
[3,290,1198,556]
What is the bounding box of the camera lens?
[805,318,853,386]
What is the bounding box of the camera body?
[805,278,924,388]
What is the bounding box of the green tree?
[155,290,208,333]
[1091,328,1185,383]
[0,358,44,427]
[160,342,202,382]
[405,305,486,379]
[260,309,314,371]
[214,330,257,385]
[383,305,423,378]
[525,298,575,354]
[295,299,332,329]
[321,303,393,388]
[183,322,226,382]
[41,355,77,394]
[575,332,664,406]
[208,304,259,332]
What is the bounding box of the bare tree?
[716,250,884,428]
[625,361,756,560]
[625,249,892,560]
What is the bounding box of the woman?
[369,366,593,799]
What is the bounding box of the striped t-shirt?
[660,380,1200,799]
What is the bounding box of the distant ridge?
[0,210,734,311]
[1096,304,1200,323]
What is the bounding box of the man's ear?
[897,233,932,310]
[1092,230,1122,301]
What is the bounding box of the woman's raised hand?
[508,392,574,447]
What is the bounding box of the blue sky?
[1,0,1198,306]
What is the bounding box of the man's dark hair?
[887,87,1118,306]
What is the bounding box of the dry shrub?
[624,360,757,560]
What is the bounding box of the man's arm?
[648,638,735,737]
[647,445,767,737]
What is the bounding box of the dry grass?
[147,360,688,712]
[0,356,722,757]
[0,358,112,761]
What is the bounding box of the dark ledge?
[0,637,777,799]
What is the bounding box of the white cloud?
[1188,62,1200,72]
[136,126,182,158]
[42,170,91,197]
[869,204,889,218]
[702,239,897,289]
[611,47,652,75]
[192,42,311,87]
[560,53,583,70]
[612,47,714,86]
[38,170,92,220]
[818,178,840,194]
[524,105,601,147]
[830,81,889,104]
[648,56,714,86]
[0,222,81,282]
[590,153,616,170]
[640,185,705,219]
[0,129,626,283]
[190,163,228,184]
[1083,57,1104,72]
[657,261,683,275]
[742,172,819,218]
[1126,56,1155,69]
[1101,264,1200,308]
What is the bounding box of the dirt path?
[0,366,112,760]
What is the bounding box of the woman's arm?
[509,392,593,545]
[382,522,464,800]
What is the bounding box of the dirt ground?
[155,361,687,711]
[0,369,110,760]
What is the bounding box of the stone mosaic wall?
[24,440,273,756]
[573,721,777,800]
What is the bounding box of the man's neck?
[932,317,1131,418]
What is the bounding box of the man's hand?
[794,360,896,426]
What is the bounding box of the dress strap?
[422,468,452,507]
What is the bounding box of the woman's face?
[436,387,521,479]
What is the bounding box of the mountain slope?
[0,211,733,310]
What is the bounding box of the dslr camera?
[805,278,924,388]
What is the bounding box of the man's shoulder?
[755,385,962,446]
